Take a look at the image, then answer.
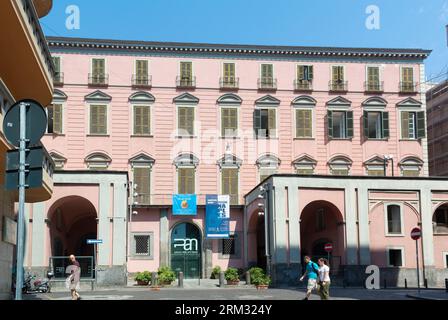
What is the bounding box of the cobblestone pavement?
[23,287,448,301]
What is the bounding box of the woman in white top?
[317,258,331,300]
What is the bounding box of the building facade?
[23,36,448,286]
[427,80,448,176]
[0,0,54,299]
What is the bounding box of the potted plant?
[158,266,176,286]
[211,266,221,279]
[225,268,240,285]
[248,267,265,284]
[253,274,271,290]
[134,271,151,286]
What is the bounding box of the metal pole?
[391,159,394,177]
[383,158,387,176]
[416,240,420,294]
[15,102,28,300]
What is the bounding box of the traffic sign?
[324,243,333,252]
[3,99,47,147]
[411,227,421,240]
[87,239,103,245]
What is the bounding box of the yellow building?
[0,0,54,299]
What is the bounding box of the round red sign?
[324,243,333,252]
[411,227,421,240]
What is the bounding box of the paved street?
[23,287,448,301]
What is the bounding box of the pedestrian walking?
[299,256,319,300]
[317,258,331,300]
[66,254,81,300]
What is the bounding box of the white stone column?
[286,183,301,264]
[344,186,358,265]
[420,188,434,266]
[357,188,371,265]
[272,184,287,263]
[112,181,127,265]
[98,182,111,266]
[31,202,46,267]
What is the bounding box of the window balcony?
[88,73,109,87]
[364,81,384,93]
[176,76,196,89]
[329,80,348,92]
[400,82,418,94]
[132,75,152,88]
[294,79,313,91]
[258,77,277,90]
[220,77,239,90]
[54,72,64,86]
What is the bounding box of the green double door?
[171,223,202,279]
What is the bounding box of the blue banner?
[172,194,197,215]
[205,195,230,239]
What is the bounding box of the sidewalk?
[406,290,448,300]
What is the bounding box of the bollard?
[219,271,225,288]
[383,279,387,289]
[445,279,448,293]
[245,271,251,285]
[424,278,428,289]
[178,272,184,288]
[405,279,408,289]
[151,272,158,286]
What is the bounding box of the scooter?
[23,272,54,293]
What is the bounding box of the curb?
[406,294,444,301]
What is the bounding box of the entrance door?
[171,223,202,279]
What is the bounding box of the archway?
[170,222,202,279]
[247,211,267,270]
[47,196,97,278]
[300,200,345,274]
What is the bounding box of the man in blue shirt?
[299,256,319,300]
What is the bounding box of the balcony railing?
[329,80,348,92]
[294,79,313,91]
[400,82,418,93]
[132,193,243,206]
[364,81,384,93]
[88,73,109,86]
[132,75,152,88]
[258,77,277,90]
[220,77,239,89]
[176,76,196,88]
[54,72,64,86]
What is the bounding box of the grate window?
[222,236,236,255]
[134,235,150,255]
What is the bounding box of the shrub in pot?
[225,268,240,285]
[158,266,176,286]
[134,271,151,286]
[253,274,271,290]
[211,266,221,279]
[248,267,265,284]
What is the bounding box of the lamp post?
[383,155,394,176]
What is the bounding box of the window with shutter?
[268,109,276,137]
[178,107,194,136]
[178,168,195,194]
[53,57,62,83]
[261,64,273,86]
[331,66,345,91]
[136,60,148,84]
[401,111,418,139]
[90,105,107,135]
[222,168,239,205]
[221,107,238,137]
[92,59,105,84]
[134,105,151,135]
[180,62,193,85]
[367,67,380,91]
[134,167,151,204]
[223,63,235,84]
[417,111,426,139]
[296,109,312,138]
[53,104,63,134]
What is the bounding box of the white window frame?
[399,65,415,84]
[45,102,65,135]
[131,103,153,136]
[219,105,240,138]
[398,109,420,140]
[175,164,197,195]
[384,203,405,237]
[259,63,275,79]
[296,64,314,81]
[134,59,150,77]
[131,232,154,260]
[90,57,108,77]
[293,105,315,139]
[176,104,197,137]
[254,105,279,139]
[221,61,237,79]
[386,246,405,267]
[365,64,382,85]
[87,103,110,136]
[219,165,240,204]
[131,162,153,205]
[178,60,194,80]
[365,164,386,176]
[330,65,346,81]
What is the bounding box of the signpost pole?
[15,102,28,301]
[416,239,420,294]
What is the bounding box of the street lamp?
[383,155,394,176]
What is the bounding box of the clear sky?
[41,0,448,82]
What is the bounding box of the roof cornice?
[46,36,431,60]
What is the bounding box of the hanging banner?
[172,194,197,215]
[206,195,230,238]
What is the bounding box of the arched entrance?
[170,222,202,279]
[300,200,345,274]
[247,211,267,270]
[48,196,97,278]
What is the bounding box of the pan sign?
[324,243,333,252]
[87,239,103,245]
[411,227,421,240]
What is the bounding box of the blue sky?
[41,0,448,81]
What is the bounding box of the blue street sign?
[172,194,197,215]
[87,239,103,245]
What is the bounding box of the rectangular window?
[133,234,151,256]
[260,64,274,86]
[92,58,106,84]
[402,169,420,177]
[178,168,195,194]
[53,56,62,83]
[180,61,193,84]
[401,111,425,139]
[367,167,385,176]
[388,249,403,267]
[387,205,402,234]
[332,169,349,176]
[178,107,195,136]
[221,107,238,137]
[254,108,276,138]
[223,63,236,84]
[296,168,314,175]
[297,65,314,81]
[328,110,353,139]
[367,66,380,91]
[316,209,326,232]
[47,104,63,134]
[133,105,151,135]
[296,109,312,138]
[135,60,149,84]
[363,111,389,139]
[221,236,236,255]
[133,167,151,205]
[222,168,239,205]
[401,67,414,91]
[331,66,345,90]
[90,105,107,135]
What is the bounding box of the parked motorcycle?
[21,272,54,293]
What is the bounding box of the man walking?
[299,256,319,300]
[66,254,81,300]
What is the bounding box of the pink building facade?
[22,37,448,286]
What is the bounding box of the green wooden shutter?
[134,167,150,204]
[417,111,426,139]
[363,111,369,139]
[254,109,261,138]
[296,109,302,137]
[224,63,235,80]
[134,105,142,134]
[261,64,273,78]
[53,104,63,134]
[308,66,314,80]
[136,60,148,78]
[382,112,390,139]
[90,105,107,134]
[90,105,98,134]
[346,111,354,138]
[181,62,192,80]
[297,65,304,80]
[401,112,410,139]
[93,59,105,75]
[327,110,333,138]
[368,67,379,87]
[53,57,60,73]
[296,109,312,138]
[268,109,276,137]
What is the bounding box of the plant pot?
[150,285,161,291]
[160,281,173,286]
[226,280,240,286]
[256,285,269,290]
[136,280,149,286]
